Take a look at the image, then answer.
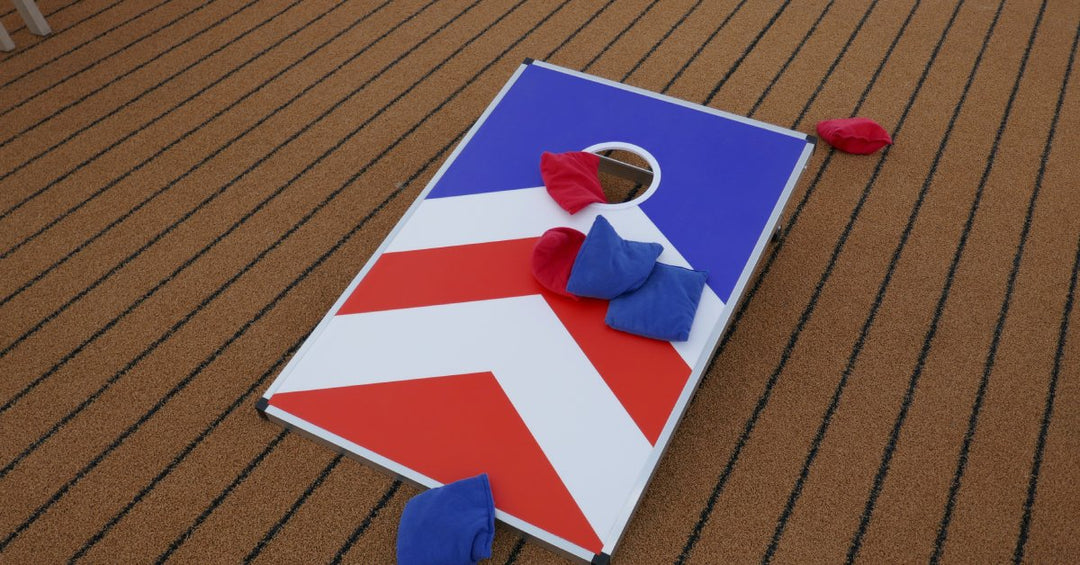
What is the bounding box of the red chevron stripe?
[337,238,691,444]
[270,373,609,553]
[339,238,542,315]
[270,372,604,552]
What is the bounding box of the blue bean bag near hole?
[396,474,495,565]
[606,263,708,342]
[566,215,663,300]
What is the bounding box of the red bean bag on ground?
[540,151,606,214]
[816,117,893,155]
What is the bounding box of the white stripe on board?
[385,186,724,365]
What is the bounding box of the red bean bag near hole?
[816,117,893,155]
[531,227,587,298]
[540,151,606,214]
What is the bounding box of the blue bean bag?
[566,215,663,300]
[396,474,495,565]
[606,263,708,342]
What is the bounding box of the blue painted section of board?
[428,63,810,303]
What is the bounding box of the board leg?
[12,0,50,36]
[0,21,14,51]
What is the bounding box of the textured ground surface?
[1,0,1078,562]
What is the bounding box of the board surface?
[260,61,815,562]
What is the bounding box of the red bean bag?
[816,117,893,155]
[531,227,587,298]
[540,151,606,213]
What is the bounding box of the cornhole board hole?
[258,60,816,563]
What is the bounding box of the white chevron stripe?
[275,295,653,539]
[385,186,724,365]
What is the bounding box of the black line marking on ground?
[0,0,84,37]
[0,0,270,153]
[620,0,706,82]
[1014,229,1080,564]
[0,0,366,223]
[1012,30,1080,564]
[0,0,397,308]
[791,0,880,128]
[660,0,751,93]
[677,0,968,561]
[929,3,1050,561]
[242,454,344,563]
[581,0,661,73]
[154,429,292,563]
[763,0,1029,560]
[747,0,838,117]
[0,0,205,115]
[328,480,402,565]
[503,537,527,564]
[0,0,297,186]
[0,0,123,65]
[846,2,1043,562]
[0,0,301,251]
[541,0,615,61]
[66,339,303,562]
[702,0,795,105]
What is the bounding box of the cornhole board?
[258,60,816,563]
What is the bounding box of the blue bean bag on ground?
[396,474,495,565]
[606,263,708,342]
[566,215,663,300]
